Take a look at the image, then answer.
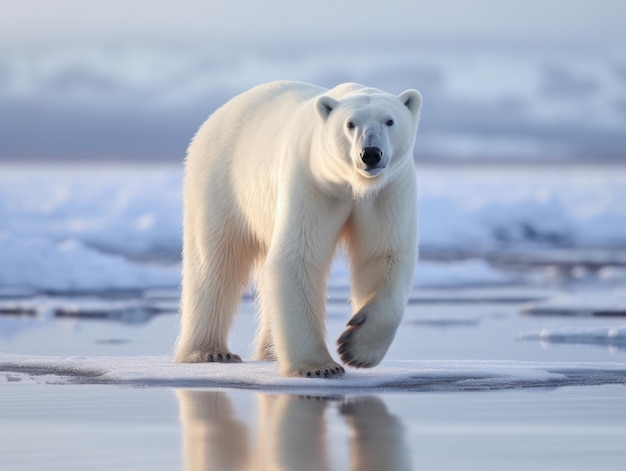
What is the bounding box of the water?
[2,383,625,470]
[1,286,626,470]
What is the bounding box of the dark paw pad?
[207,352,242,363]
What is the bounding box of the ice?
[417,165,626,251]
[414,259,518,287]
[519,325,626,349]
[2,164,626,293]
[0,165,182,292]
[0,165,182,259]
[409,317,481,328]
[522,291,626,317]
[0,234,180,292]
[1,354,625,391]
[519,291,626,350]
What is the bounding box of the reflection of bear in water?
[175,81,422,377]
[176,390,411,471]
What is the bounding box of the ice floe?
[522,292,626,317]
[520,325,626,349]
[1,354,625,391]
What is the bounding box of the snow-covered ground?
[1,163,626,293]
[2,355,625,391]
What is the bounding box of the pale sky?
[2,0,625,48]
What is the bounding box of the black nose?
[360,147,382,167]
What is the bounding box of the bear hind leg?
[175,227,257,364]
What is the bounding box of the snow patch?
[1,165,626,292]
[1,354,625,391]
[0,234,180,292]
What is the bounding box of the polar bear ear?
[316,96,339,121]
[399,89,422,120]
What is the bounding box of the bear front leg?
[260,196,350,378]
[337,292,405,368]
[262,250,346,378]
[338,175,417,368]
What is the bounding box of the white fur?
[175,81,421,377]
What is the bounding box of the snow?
[1,354,625,391]
[0,234,179,292]
[0,165,182,259]
[418,165,626,250]
[2,164,626,293]
[0,165,182,292]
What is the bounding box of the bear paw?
[296,364,345,379]
[182,350,243,363]
[337,311,392,368]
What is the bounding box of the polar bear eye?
[386,119,394,126]
[346,121,355,129]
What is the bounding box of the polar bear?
[175,81,421,378]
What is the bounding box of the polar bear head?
[315,87,421,195]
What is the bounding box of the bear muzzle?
[360,147,383,168]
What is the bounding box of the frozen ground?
[2,355,625,391]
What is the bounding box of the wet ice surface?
[3,355,626,391]
[2,281,626,470]
[2,382,626,471]
[1,276,626,390]
[520,325,626,349]
[1,164,626,469]
[2,279,626,389]
[2,281,626,367]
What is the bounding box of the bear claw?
[337,322,376,369]
[206,352,242,363]
[299,365,345,379]
[347,311,367,327]
[337,310,375,367]
[179,350,243,363]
